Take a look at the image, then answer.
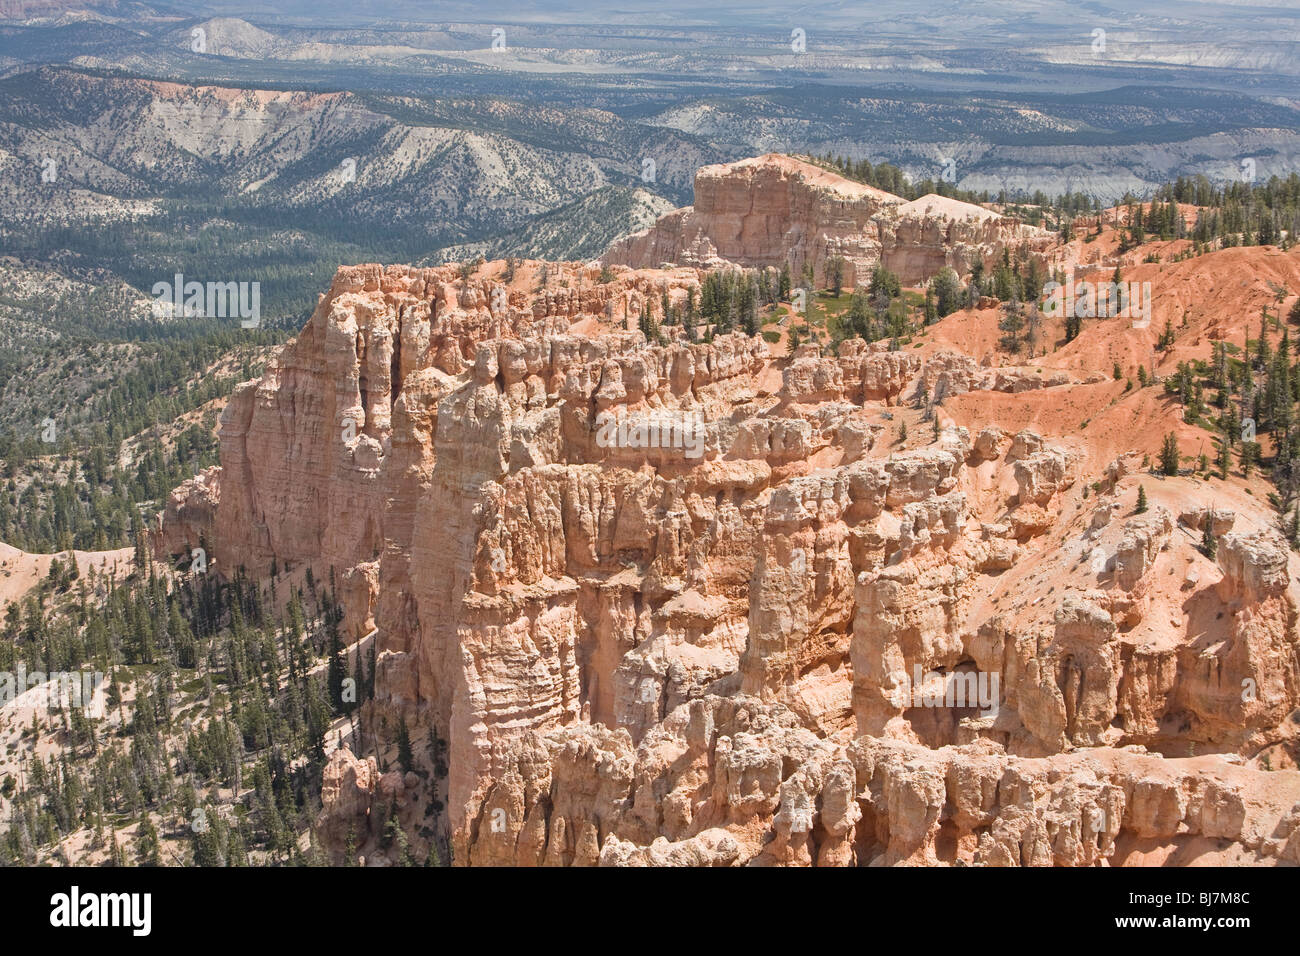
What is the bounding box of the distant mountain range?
[0,2,1296,325]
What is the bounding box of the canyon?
[154,154,1300,867]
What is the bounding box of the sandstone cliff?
[156,163,1300,868]
[601,154,1054,287]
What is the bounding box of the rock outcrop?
[602,154,1054,287]
[156,156,1300,868]
[152,466,219,564]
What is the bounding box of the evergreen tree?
[136,815,161,866]
[826,256,845,296]
[998,298,1025,353]
[1241,441,1261,478]
[1158,318,1176,351]
[1256,315,1272,370]
[931,268,963,318]
[326,626,347,715]
[1159,432,1181,476]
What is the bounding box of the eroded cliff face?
[601,154,1054,287]
[155,166,1300,868]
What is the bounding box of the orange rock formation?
[156,156,1300,867]
[602,153,1054,286]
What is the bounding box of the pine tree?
[1064,310,1081,343]
[1136,485,1148,513]
[739,276,758,336]
[327,626,347,715]
[998,298,1025,353]
[1158,318,1175,350]
[1159,432,1180,476]
[1255,315,1272,370]
[137,815,161,866]
[638,301,652,341]
[826,256,845,296]
[1241,441,1260,478]
[931,268,963,317]
[1202,511,1218,559]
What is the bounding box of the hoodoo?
[154,155,1300,868]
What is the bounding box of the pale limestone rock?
[603,154,1053,287]
[972,426,1008,461]
[1114,507,1174,592]
[1179,506,1236,535]
[1013,448,1074,507]
[316,749,379,857]
[151,466,220,560]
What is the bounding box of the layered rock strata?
[602,154,1054,287]
[156,173,1300,869]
